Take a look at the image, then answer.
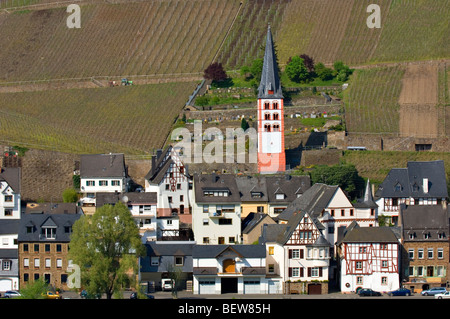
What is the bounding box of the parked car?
[421,287,447,296]
[44,291,61,299]
[435,291,450,299]
[358,288,382,297]
[388,288,412,296]
[130,292,154,299]
[3,290,21,298]
[161,278,174,291]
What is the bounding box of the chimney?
[423,178,428,193]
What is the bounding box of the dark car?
[358,288,382,297]
[388,288,412,296]
[130,292,154,299]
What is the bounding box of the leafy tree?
[62,188,78,203]
[309,164,365,200]
[333,61,353,82]
[315,62,334,81]
[249,58,264,81]
[300,54,315,73]
[69,202,144,299]
[285,56,309,83]
[195,95,210,107]
[203,62,227,82]
[18,278,49,299]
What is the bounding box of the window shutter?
[300,267,304,277]
[319,267,323,277]
[288,267,292,277]
[288,249,292,259]
[300,249,304,259]
[308,267,311,277]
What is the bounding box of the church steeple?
[258,25,283,99]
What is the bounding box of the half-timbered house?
[145,146,193,225]
[336,222,400,293]
[261,210,331,295]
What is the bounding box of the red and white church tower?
[257,26,285,174]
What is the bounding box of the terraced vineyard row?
[343,65,405,134]
[0,82,196,154]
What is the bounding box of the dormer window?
[394,183,402,192]
[251,192,262,198]
[42,227,56,239]
[276,193,285,200]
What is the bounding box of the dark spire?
[258,25,283,99]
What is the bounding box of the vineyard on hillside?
[343,65,405,134]
[0,82,195,154]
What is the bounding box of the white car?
[434,291,450,299]
[4,290,21,298]
[161,279,173,291]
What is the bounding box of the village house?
[96,192,158,243]
[0,219,20,292]
[336,222,400,294]
[139,241,195,292]
[0,167,21,219]
[399,204,449,293]
[18,203,82,291]
[144,146,193,225]
[192,244,267,295]
[260,210,331,295]
[79,153,129,212]
[191,173,241,245]
[375,160,448,226]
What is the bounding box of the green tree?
[18,278,49,299]
[241,118,250,131]
[69,202,144,299]
[315,62,334,81]
[333,61,353,82]
[250,58,264,81]
[62,188,79,203]
[309,164,364,200]
[285,56,309,83]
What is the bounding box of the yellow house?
[235,176,269,219]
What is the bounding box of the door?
[308,283,322,295]
[221,278,238,294]
[199,280,216,294]
[223,259,236,273]
[244,280,261,294]
[0,279,12,292]
[268,280,282,294]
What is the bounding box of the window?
[34,258,40,268]
[228,237,235,244]
[264,113,271,120]
[45,258,51,268]
[34,274,40,281]
[23,244,29,252]
[218,218,232,225]
[42,227,56,239]
[427,248,433,259]
[180,195,184,202]
[165,184,170,190]
[203,237,209,244]
[350,209,354,216]
[356,277,363,285]
[86,180,95,186]
[276,193,284,200]
[56,244,62,253]
[34,244,39,252]
[203,205,209,213]
[218,237,225,244]
[291,249,300,259]
[437,248,444,259]
[273,113,279,120]
[24,273,29,282]
[292,267,300,277]
[417,266,423,276]
[268,246,274,255]
[177,184,181,190]
[111,180,120,186]
[330,209,335,217]
[202,219,209,226]
[264,102,270,110]
[151,257,159,266]
[418,249,424,259]
[45,244,50,252]
[4,195,13,202]
[381,277,387,285]
[436,266,444,277]
[341,209,345,216]
[99,180,108,186]
[310,267,319,277]
[168,197,172,203]
[355,261,363,270]
[23,258,29,268]
[2,260,11,271]
[56,259,62,269]
[382,260,388,268]
[408,249,414,260]
[273,102,278,109]
[268,264,275,273]
[175,257,184,266]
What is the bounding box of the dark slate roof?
[192,245,266,258]
[80,153,126,178]
[96,192,157,207]
[236,176,269,202]
[376,160,448,199]
[144,241,196,257]
[258,25,283,99]
[337,223,399,246]
[0,249,18,259]
[354,179,378,209]
[0,167,21,193]
[266,175,311,205]
[25,203,80,215]
[194,173,241,203]
[277,183,338,221]
[18,213,82,242]
[260,224,288,244]
[242,212,275,234]
[0,219,20,235]
[400,204,449,241]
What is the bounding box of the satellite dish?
[122,196,128,203]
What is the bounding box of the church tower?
[257,26,285,174]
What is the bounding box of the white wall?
[0,181,21,219]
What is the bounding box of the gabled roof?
[96,192,157,207]
[145,146,191,184]
[144,241,196,257]
[277,183,338,221]
[265,175,311,204]
[18,213,82,242]
[0,167,21,193]
[376,160,448,199]
[80,153,126,178]
[235,175,268,202]
[192,245,266,259]
[25,203,79,215]
[242,212,275,234]
[258,25,283,99]
[194,173,240,203]
[400,204,449,237]
[336,222,399,246]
